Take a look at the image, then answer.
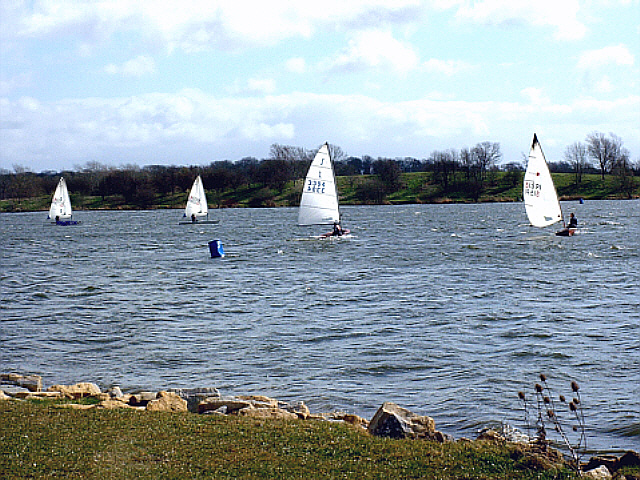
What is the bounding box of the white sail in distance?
[298,143,340,226]
[48,177,73,219]
[184,175,208,218]
[523,134,562,227]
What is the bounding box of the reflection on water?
[1,200,639,452]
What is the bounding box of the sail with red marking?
[523,134,562,228]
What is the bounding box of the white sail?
[184,175,208,218]
[48,177,72,219]
[523,134,562,227]
[298,143,340,226]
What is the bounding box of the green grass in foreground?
[0,401,578,480]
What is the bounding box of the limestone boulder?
[15,391,64,400]
[128,392,158,407]
[1,373,42,392]
[169,387,221,412]
[106,387,124,398]
[238,395,278,408]
[238,405,298,420]
[583,465,612,479]
[47,382,101,399]
[368,402,436,440]
[146,391,188,413]
[96,398,134,410]
[0,390,12,401]
[198,397,253,415]
[317,412,369,428]
[289,401,311,420]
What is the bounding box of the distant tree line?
[1,131,637,204]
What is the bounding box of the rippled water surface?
[1,201,639,452]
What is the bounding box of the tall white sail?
[184,175,208,218]
[298,143,340,226]
[523,134,562,227]
[48,177,72,219]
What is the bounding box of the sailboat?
[48,177,79,225]
[298,142,350,237]
[523,134,573,236]
[179,175,219,224]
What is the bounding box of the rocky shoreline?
[2,373,638,479]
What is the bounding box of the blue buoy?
[579,198,584,204]
[208,239,224,258]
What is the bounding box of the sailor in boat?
[324,221,344,237]
[557,213,578,236]
[191,213,197,223]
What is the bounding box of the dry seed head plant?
[518,374,587,474]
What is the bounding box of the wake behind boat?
[179,175,219,225]
[298,142,350,239]
[48,177,80,225]
[523,134,575,236]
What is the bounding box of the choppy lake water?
[1,201,639,452]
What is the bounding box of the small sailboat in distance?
[523,134,574,236]
[180,175,219,224]
[48,177,79,225]
[298,142,350,238]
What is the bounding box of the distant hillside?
[1,172,637,213]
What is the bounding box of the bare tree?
[564,142,589,185]
[586,131,624,181]
[327,144,345,164]
[472,142,502,179]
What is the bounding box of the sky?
[1,0,639,173]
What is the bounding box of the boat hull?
[179,220,220,225]
[555,228,576,236]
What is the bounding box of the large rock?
[368,402,436,440]
[584,451,640,475]
[238,395,278,408]
[168,387,220,412]
[238,405,298,420]
[146,391,188,412]
[618,451,640,469]
[583,465,612,479]
[128,392,159,407]
[14,391,64,400]
[96,398,134,410]
[198,397,253,414]
[1,373,42,392]
[47,382,101,399]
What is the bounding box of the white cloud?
[247,78,276,95]
[452,0,587,40]
[423,59,472,76]
[324,30,419,74]
[3,89,638,171]
[104,55,156,77]
[521,87,551,105]
[13,1,427,53]
[227,78,277,95]
[577,44,635,70]
[286,57,307,74]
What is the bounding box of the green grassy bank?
[0,400,582,480]
[1,172,637,213]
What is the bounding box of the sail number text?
[306,180,326,194]
[524,180,541,197]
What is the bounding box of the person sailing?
[331,221,343,236]
[567,213,578,228]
